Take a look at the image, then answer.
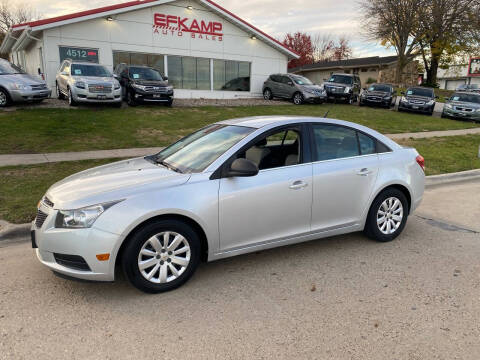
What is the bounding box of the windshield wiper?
[156,159,183,173]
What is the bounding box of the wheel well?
[381,184,412,213]
[115,214,209,269]
[0,86,11,99]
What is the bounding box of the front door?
[310,123,379,231]
[218,126,312,251]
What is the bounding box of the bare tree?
[312,34,353,62]
[360,0,425,84]
[0,0,39,37]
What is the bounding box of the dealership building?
[0,0,298,99]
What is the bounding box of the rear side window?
[312,124,381,161]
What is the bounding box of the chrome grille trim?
[30,84,48,91]
[88,84,112,94]
[43,196,54,208]
[35,209,48,229]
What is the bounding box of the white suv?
[55,60,122,107]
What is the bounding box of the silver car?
[262,74,327,105]
[56,60,122,107]
[32,116,425,293]
[0,59,51,107]
[442,92,480,122]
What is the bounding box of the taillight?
[416,155,425,172]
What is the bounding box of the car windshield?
[71,64,111,77]
[291,75,313,85]
[450,93,480,103]
[406,88,434,98]
[368,84,391,92]
[155,125,254,173]
[328,74,353,85]
[0,61,25,75]
[129,67,163,81]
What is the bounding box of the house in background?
[436,63,480,90]
[289,56,419,87]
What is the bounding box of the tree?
[0,0,39,44]
[283,32,315,69]
[416,0,480,86]
[360,0,425,84]
[332,37,352,61]
[312,34,353,62]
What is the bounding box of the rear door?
[310,123,379,232]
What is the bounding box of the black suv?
[359,83,397,108]
[323,73,361,104]
[398,87,437,115]
[113,64,173,106]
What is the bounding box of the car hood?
[448,101,480,109]
[1,73,46,85]
[133,80,169,86]
[72,76,117,84]
[46,157,190,210]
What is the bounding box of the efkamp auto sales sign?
[153,13,223,41]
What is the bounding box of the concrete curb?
[1,169,479,242]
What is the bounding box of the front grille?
[35,209,48,228]
[88,84,112,94]
[455,107,473,112]
[143,86,169,93]
[30,84,47,91]
[43,197,54,208]
[367,96,382,101]
[53,254,91,271]
[409,100,426,105]
[326,86,344,93]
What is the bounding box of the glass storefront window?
[214,60,250,91]
[113,51,165,76]
[213,60,226,91]
[167,56,182,88]
[196,58,211,90]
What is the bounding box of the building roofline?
[289,56,400,74]
[7,0,299,59]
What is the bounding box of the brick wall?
[378,61,419,87]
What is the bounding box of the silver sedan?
[32,116,425,293]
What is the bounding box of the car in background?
[456,84,480,93]
[56,59,122,107]
[32,116,425,293]
[442,92,480,122]
[359,83,397,108]
[322,73,361,104]
[262,74,326,105]
[221,77,250,91]
[398,87,437,115]
[114,64,173,107]
[0,59,51,107]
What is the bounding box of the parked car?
[56,59,122,107]
[114,64,173,107]
[32,116,425,293]
[359,83,397,108]
[221,76,250,91]
[322,73,361,104]
[262,74,326,105]
[398,87,437,115]
[456,84,480,93]
[0,59,51,107]
[442,92,480,122]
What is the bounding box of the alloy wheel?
[263,89,272,100]
[377,197,404,235]
[137,231,191,284]
[0,90,7,106]
[293,93,303,105]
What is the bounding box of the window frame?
[307,122,391,163]
[211,123,313,180]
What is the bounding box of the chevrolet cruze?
[32,116,425,293]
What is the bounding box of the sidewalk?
[1,127,480,167]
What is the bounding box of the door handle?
[289,180,308,190]
[357,168,373,176]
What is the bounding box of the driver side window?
[238,127,302,170]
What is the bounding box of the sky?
[23,0,395,58]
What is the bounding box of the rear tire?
[122,219,201,293]
[56,83,65,100]
[68,88,77,106]
[364,188,409,242]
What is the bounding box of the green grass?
[2,134,480,224]
[399,135,480,175]
[0,158,123,224]
[1,104,479,154]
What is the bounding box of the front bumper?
[32,205,122,281]
[360,97,392,107]
[303,92,326,104]
[9,88,52,102]
[133,90,174,103]
[72,87,122,103]
[326,92,352,101]
[442,107,480,121]
[398,102,434,113]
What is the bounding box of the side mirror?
[287,81,294,86]
[113,74,118,78]
[61,71,68,76]
[163,76,168,81]
[362,87,366,91]
[226,158,259,177]
[435,95,439,99]
[400,91,405,95]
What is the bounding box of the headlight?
[132,83,147,91]
[12,83,29,90]
[475,108,480,112]
[426,100,435,105]
[344,87,351,94]
[383,95,392,99]
[445,103,453,109]
[166,86,173,91]
[55,200,123,229]
[401,96,408,103]
[114,82,121,90]
[302,88,316,94]
[75,81,86,89]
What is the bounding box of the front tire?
[56,83,65,100]
[68,88,77,106]
[364,188,408,242]
[263,88,273,100]
[0,88,10,107]
[122,219,201,293]
[292,92,303,105]
[127,91,137,107]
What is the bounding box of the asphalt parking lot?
[1,180,479,360]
